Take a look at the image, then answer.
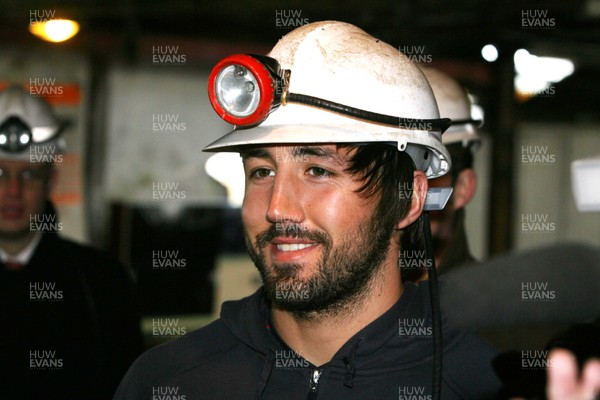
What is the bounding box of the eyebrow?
[240,148,271,160]
[241,146,345,166]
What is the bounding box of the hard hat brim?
[203,122,451,179]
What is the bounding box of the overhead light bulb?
[29,19,80,43]
[481,44,498,62]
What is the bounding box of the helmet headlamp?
[208,54,284,127]
[208,54,452,133]
[0,116,33,153]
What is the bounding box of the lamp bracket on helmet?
[208,54,451,133]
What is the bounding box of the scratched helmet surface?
[205,21,451,178]
[420,67,481,148]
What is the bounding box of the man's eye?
[21,169,43,181]
[250,168,275,179]
[307,167,332,177]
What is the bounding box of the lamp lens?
[215,65,261,117]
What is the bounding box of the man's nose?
[6,175,23,197]
[266,173,304,226]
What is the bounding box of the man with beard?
[115,21,502,399]
[0,86,142,399]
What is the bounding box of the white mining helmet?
[204,21,451,179]
[420,67,482,148]
[0,86,65,160]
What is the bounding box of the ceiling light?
[481,44,498,62]
[513,48,574,100]
[29,19,80,43]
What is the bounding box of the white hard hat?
[0,86,65,161]
[420,67,482,148]
[204,21,451,178]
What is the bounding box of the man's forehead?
[241,144,348,164]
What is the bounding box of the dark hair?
[446,143,474,182]
[338,143,418,239]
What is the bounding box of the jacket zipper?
[307,368,322,399]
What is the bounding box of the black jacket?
[115,282,501,399]
[1,233,143,400]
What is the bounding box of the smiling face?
[241,144,407,318]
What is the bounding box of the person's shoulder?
[114,318,241,398]
[53,235,117,262]
[406,280,502,396]
[134,318,237,370]
[41,235,136,293]
[49,235,128,275]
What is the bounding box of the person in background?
[412,70,600,398]
[0,86,142,399]
[402,66,482,282]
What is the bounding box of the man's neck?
[271,260,402,367]
[0,231,38,257]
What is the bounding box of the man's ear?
[453,168,477,210]
[397,170,428,229]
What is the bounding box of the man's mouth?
[1,205,24,219]
[276,243,318,252]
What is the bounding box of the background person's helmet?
[420,67,482,149]
[0,86,65,161]
[204,21,451,179]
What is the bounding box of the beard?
[245,208,396,321]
